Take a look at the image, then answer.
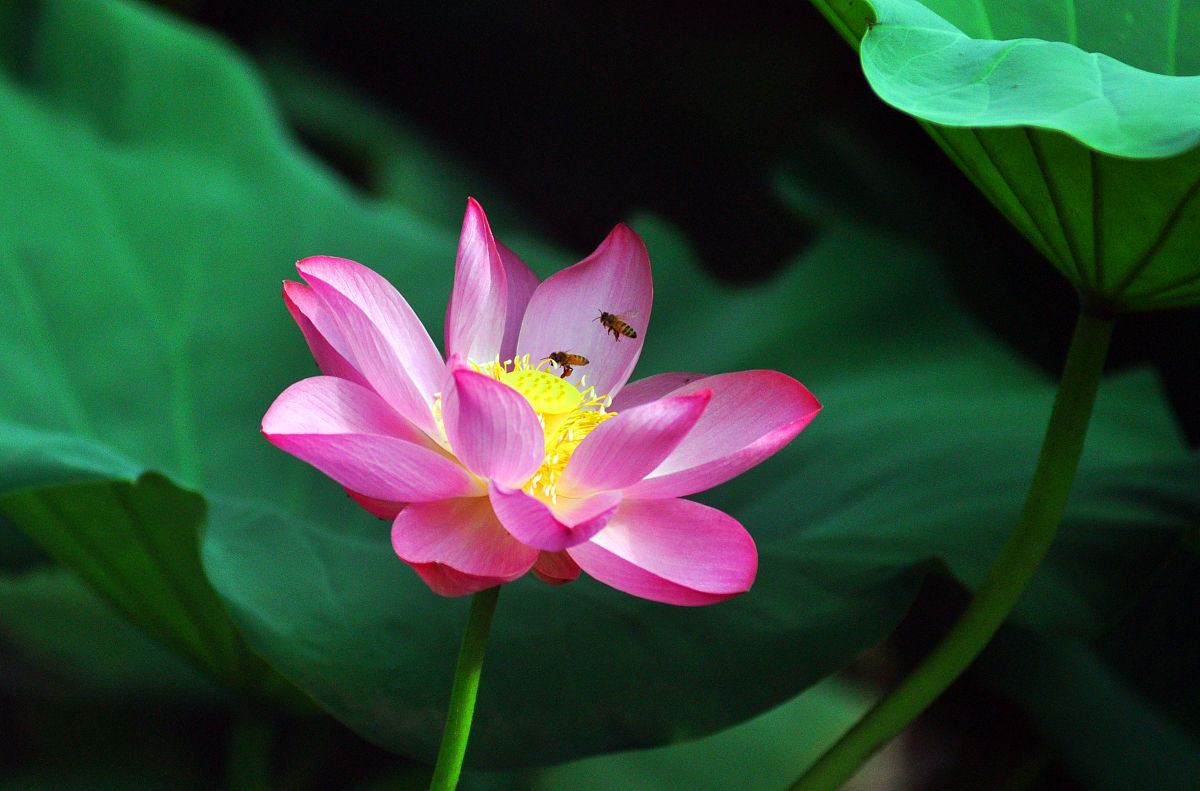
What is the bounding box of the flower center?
[486,356,615,501]
[500,366,582,418]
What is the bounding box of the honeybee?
[597,310,637,341]
[547,351,589,378]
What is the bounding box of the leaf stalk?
[787,307,1114,791]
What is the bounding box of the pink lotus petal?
[297,256,444,436]
[445,198,508,363]
[345,489,405,520]
[283,281,369,387]
[262,376,482,503]
[531,550,581,584]
[610,372,708,411]
[557,390,712,495]
[497,240,540,362]
[515,224,652,397]
[567,498,757,605]
[443,368,545,487]
[488,482,621,551]
[408,563,507,597]
[392,498,538,592]
[621,371,821,499]
[262,374,430,447]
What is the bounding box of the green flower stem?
[788,308,1114,791]
[429,585,501,791]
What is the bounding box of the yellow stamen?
[470,354,617,503]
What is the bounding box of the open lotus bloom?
[262,199,820,605]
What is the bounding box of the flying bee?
[597,310,637,341]
[547,351,589,378]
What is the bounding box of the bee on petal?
[597,310,637,341]
[547,351,589,378]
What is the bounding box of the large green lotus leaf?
[202,209,1195,768]
[809,0,1200,311]
[859,1,1200,157]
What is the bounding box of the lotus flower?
[262,199,820,605]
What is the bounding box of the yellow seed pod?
[501,367,582,416]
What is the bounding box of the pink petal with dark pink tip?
[391,498,538,592]
[297,256,444,436]
[443,368,545,487]
[497,240,540,362]
[610,372,708,411]
[407,564,508,597]
[531,550,581,584]
[445,198,508,363]
[283,281,369,387]
[488,482,621,551]
[515,224,652,398]
[262,377,481,503]
[344,489,405,520]
[557,390,712,496]
[621,370,821,499]
[567,498,757,605]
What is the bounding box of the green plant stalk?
[788,307,1114,791]
[428,585,501,791]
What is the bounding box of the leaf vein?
[1024,129,1087,288]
